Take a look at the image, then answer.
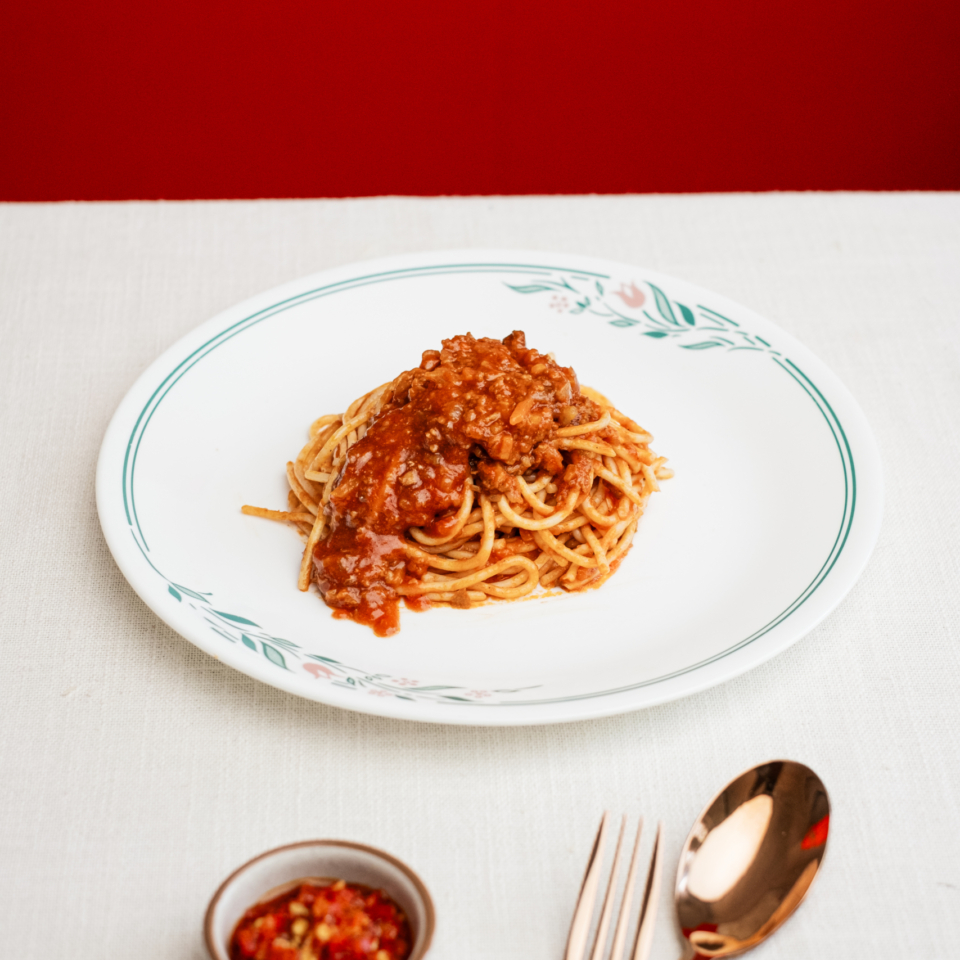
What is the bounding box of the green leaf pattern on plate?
[165,576,298,673]
[162,572,541,704]
[302,656,541,704]
[506,272,779,354]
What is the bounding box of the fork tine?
[630,821,664,960]
[608,817,644,960]
[564,812,611,960]
[588,815,627,960]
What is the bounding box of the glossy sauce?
[312,331,602,635]
[229,879,411,960]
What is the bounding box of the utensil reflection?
[675,760,829,958]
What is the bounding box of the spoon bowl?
[675,760,830,957]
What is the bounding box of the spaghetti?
[243,331,672,636]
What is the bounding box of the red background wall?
[2,0,958,200]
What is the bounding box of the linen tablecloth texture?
[1,194,958,959]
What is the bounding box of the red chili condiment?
[229,879,412,960]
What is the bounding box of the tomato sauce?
[312,331,601,635]
[229,879,411,960]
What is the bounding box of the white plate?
[97,250,882,725]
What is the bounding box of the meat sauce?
[228,879,411,960]
[312,331,601,636]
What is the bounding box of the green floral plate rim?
[97,250,883,724]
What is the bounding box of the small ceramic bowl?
[204,839,435,960]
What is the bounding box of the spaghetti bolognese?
[242,331,671,636]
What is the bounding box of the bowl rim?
[203,838,436,960]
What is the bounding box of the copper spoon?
[675,760,830,958]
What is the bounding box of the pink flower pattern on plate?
[303,662,335,679]
[613,282,645,308]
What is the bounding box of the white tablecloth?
[1,194,958,959]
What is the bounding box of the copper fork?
[564,813,664,960]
